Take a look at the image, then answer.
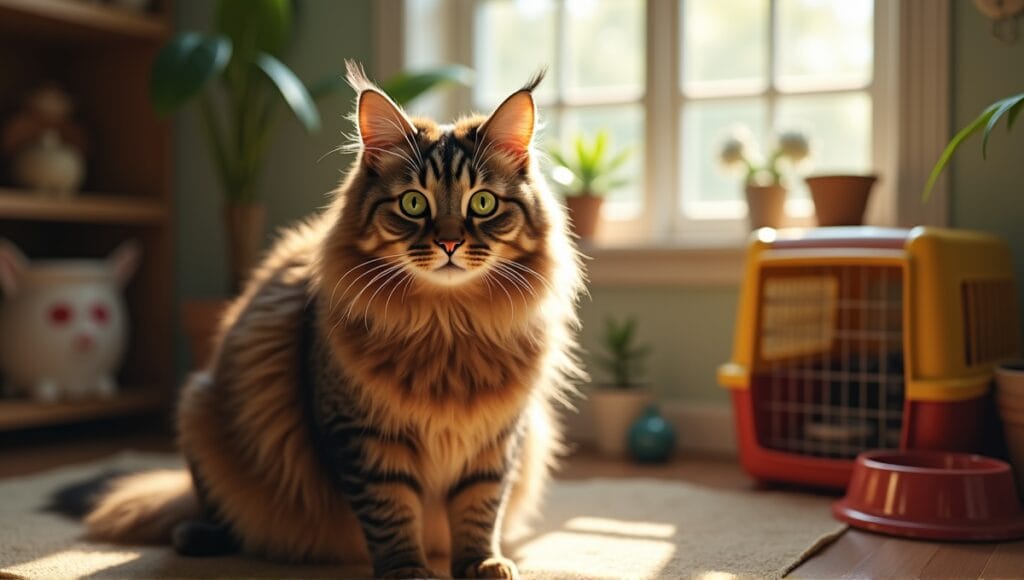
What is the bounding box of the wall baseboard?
[562,397,737,457]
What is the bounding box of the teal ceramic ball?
[628,406,676,463]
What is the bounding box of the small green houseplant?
[719,127,811,230]
[548,130,631,243]
[923,91,1024,200]
[151,0,471,291]
[589,316,654,457]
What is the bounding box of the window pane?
[776,0,873,91]
[558,105,645,220]
[775,91,872,202]
[565,0,645,98]
[682,0,768,96]
[680,99,766,216]
[475,0,558,106]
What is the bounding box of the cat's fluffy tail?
[54,469,200,544]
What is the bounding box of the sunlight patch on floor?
[516,517,676,578]
[6,549,140,577]
[697,571,739,580]
[564,516,676,539]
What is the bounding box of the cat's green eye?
[399,191,428,217]
[469,190,498,217]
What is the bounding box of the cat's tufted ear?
[346,60,417,167]
[0,239,27,297]
[479,72,543,167]
[356,90,417,164]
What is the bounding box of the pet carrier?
[719,227,1019,489]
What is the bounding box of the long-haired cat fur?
[74,62,584,579]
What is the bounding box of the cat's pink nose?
[435,239,464,256]
[74,334,95,353]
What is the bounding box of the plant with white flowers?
[719,127,812,186]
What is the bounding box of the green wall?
[949,3,1024,331]
[578,287,739,404]
[174,0,373,371]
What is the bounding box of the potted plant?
[590,316,653,457]
[923,90,1024,489]
[719,127,811,230]
[805,174,879,226]
[548,130,631,243]
[151,0,471,366]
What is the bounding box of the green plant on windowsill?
[594,316,651,390]
[547,130,631,242]
[149,0,471,291]
[923,91,1024,200]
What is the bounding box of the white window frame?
[376,0,949,283]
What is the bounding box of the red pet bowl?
[833,450,1024,541]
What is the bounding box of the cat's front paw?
[459,556,519,580]
[377,565,446,579]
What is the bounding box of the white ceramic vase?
[0,240,139,402]
[590,387,654,457]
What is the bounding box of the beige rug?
[0,453,845,579]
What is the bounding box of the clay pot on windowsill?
[806,174,879,227]
[744,183,787,230]
[564,194,603,244]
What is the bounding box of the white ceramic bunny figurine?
[0,240,140,402]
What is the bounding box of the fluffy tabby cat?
[73,62,584,579]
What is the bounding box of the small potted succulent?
[590,316,653,457]
[719,127,811,230]
[548,130,632,243]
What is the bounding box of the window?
[401,0,890,246]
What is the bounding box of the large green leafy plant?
[923,91,1024,199]
[595,316,651,389]
[548,131,631,198]
[150,0,470,289]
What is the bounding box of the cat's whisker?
[497,264,538,299]
[491,264,534,301]
[383,270,412,321]
[344,263,405,322]
[484,270,515,317]
[331,258,404,316]
[361,146,419,175]
[329,254,406,314]
[365,265,409,329]
[494,257,555,294]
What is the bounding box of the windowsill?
[581,238,747,287]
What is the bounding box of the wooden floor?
[3,424,1024,578]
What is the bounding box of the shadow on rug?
[0,452,845,579]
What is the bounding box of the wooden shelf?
[0,0,168,43]
[0,389,167,432]
[0,189,167,224]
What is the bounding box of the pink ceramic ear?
[108,240,141,287]
[0,239,28,297]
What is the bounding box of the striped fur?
[83,63,584,579]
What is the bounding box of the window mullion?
[648,0,677,240]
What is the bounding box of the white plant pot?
[590,386,654,457]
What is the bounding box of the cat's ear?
[0,239,27,297]
[108,240,141,288]
[479,72,544,167]
[357,90,417,162]
[346,60,417,167]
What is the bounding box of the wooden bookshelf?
[0,0,168,43]
[0,389,168,432]
[0,0,174,431]
[0,189,167,224]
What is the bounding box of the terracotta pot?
[224,202,266,293]
[182,299,229,370]
[997,361,1024,496]
[744,183,787,230]
[590,386,653,457]
[565,195,603,243]
[806,174,879,227]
